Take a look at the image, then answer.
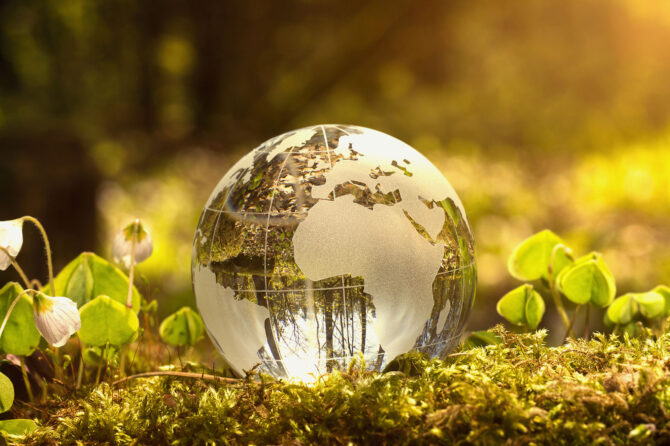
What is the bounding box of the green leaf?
[463,330,502,349]
[524,290,545,330]
[507,230,572,281]
[82,345,119,367]
[159,307,205,347]
[653,285,670,316]
[43,252,141,313]
[606,294,637,325]
[557,253,616,307]
[0,371,13,413]
[496,284,544,329]
[78,295,139,347]
[0,419,38,438]
[633,291,665,319]
[0,282,40,356]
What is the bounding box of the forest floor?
[15,327,670,445]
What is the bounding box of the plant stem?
[0,246,31,289]
[76,355,85,390]
[20,356,34,402]
[547,243,574,337]
[584,305,590,340]
[564,305,581,340]
[21,216,55,293]
[111,371,240,387]
[95,343,108,386]
[549,283,573,337]
[76,335,85,390]
[126,220,138,309]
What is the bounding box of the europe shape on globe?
[192,125,476,380]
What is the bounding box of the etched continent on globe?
[192,125,475,379]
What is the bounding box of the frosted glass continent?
[192,125,476,380]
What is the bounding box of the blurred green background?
[1,0,669,343]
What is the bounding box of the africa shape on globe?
[192,125,475,379]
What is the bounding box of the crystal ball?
[192,125,476,380]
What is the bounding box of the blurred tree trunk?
[0,130,99,283]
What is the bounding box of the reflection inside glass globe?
[192,124,476,381]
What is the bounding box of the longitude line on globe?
[263,137,304,349]
[334,125,351,136]
[320,125,350,354]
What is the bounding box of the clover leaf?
[653,285,670,316]
[557,253,616,307]
[43,252,141,313]
[0,419,38,439]
[507,230,572,281]
[159,307,205,347]
[633,291,665,319]
[606,294,636,325]
[78,295,139,347]
[0,371,13,413]
[0,282,40,356]
[496,284,545,329]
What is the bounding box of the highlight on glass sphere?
[192,124,476,380]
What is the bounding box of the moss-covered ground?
[16,328,670,445]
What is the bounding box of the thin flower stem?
[0,246,31,289]
[29,279,43,289]
[126,220,138,309]
[21,216,55,293]
[0,289,35,339]
[76,335,85,390]
[20,356,34,402]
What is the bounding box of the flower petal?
[112,221,153,268]
[0,219,24,271]
[33,295,81,347]
[134,232,153,264]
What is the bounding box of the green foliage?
[78,295,139,347]
[82,345,119,367]
[462,330,501,348]
[22,330,670,445]
[0,419,38,440]
[499,230,667,337]
[606,294,636,325]
[655,285,670,316]
[607,291,666,327]
[0,371,13,413]
[43,253,141,313]
[496,284,545,329]
[0,282,40,356]
[507,229,572,281]
[159,307,205,347]
[556,253,616,307]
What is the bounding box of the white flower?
[32,293,81,347]
[112,219,153,269]
[0,219,24,271]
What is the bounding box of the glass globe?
[192,125,475,380]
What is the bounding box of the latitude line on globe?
[206,168,248,265]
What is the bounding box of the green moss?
[22,328,670,445]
